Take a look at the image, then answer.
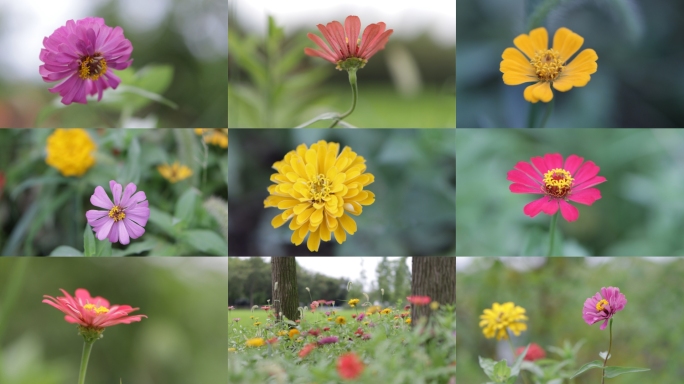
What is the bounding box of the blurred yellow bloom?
[479,302,528,340]
[430,301,440,311]
[45,129,96,177]
[277,330,288,336]
[380,308,391,315]
[245,338,265,347]
[228,348,236,352]
[157,161,193,183]
[348,299,360,307]
[405,318,411,324]
[366,305,381,315]
[194,128,228,148]
[289,329,300,338]
[327,317,333,321]
[335,316,346,325]
[253,322,262,326]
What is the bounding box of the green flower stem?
[77,339,96,384]
[329,69,358,128]
[538,99,554,128]
[547,211,559,256]
[526,99,554,128]
[601,319,613,384]
[506,336,530,384]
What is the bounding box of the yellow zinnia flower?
[380,308,391,315]
[479,302,528,340]
[405,318,411,324]
[194,128,228,148]
[263,140,375,252]
[335,316,346,325]
[157,161,193,183]
[277,330,288,336]
[45,128,96,177]
[253,322,262,326]
[245,337,265,347]
[228,348,236,352]
[348,298,360,307]
[500,27,598,103]
[289,329,300,338]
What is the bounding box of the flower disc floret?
[479,302,528,340]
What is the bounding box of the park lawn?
[229,308,359,326]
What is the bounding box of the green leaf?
[180,230,227,256]
[95,239,112,257]
[479,356,497,379]
[492,360,511,381]
[570,360,604,379]
[83,224,96,257]
[112,239,157,256]
[604,366,650,378]
[174,188,199,226]
[149,206,177,238]
[511,344,529,376]
[120,137,141,185]
[49,246,84,256]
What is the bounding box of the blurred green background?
[228,1,455,128]
[0,129,228,256]
[456,257,683,383]
[457,0,684,127]
[229,129,455,256]
[0,257,227,384]
[0,0,227,128]
[456,129,684,256]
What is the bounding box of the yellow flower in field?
[228,348,236,352]
[479,302,528,340]
[253,322,262,326]
[277,330,288,336]
[500,27,598,103]
[363,321,369,326]
[335,316,346,325]
[194,128,228,148]
[430,301,440,311]
[264,140,375,252]
[245,337,266,347]
[380,308,391,315]
[289,329,300,339]
[348,298,360,307]
[45,129,96,177]
[405,318,411,324]
[157,162,193,183]
[366,305,381,315]
[327,317,333,321]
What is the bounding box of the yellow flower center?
[308,174,332,204]
[531,49,564,82]
[108,205,126,222]
[542,168,574,198]
[596,299,609,312]
[83,303,109,314]
[79,54,108,80]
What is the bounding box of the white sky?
[230,0,456,47]
[235,257,411,291]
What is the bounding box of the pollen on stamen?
[108,205,126,222]
[595,299,608,312]
[530,49,564,82]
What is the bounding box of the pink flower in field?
[43,288,146,330]
[361,334,371,340]
[507,153,606,222]
[299,343,317,358]
[354,327,364,337]
[325,311,331,316]
[305,15,393,71]
[337,352,365,380]
[310,301,320,310]
[356,313,365,321]
[233,318,240,322]
[266,337,279,345]
[39,17,133,105]
[307,328,321,337]
[407,296,431,306]
[317,336,339,345]
[515,343,546,361]
[583,286,627,330]
[261,305,271,311]
[86,180,150,245]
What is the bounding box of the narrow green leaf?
[511,344,530,376]
[174,188,199,226]
[604,366,650,378]
[84,224,96,257]
[181,230,227,256]
[148,206,176,237]
[570,360,604,379]
[112,239,157,256]
[49,246,84,257]
[95,239,112,257]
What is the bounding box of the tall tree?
[410,257,455,323]
[271,256,299,323]
[376,257,393,304]
[393,257,411,305]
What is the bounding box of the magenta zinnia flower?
[43,288,146,330]
[39,17,133,105]
[318,336,339,345]
[507,153,606,222]
[305,15,393,71]
[583,287,627,330]
[407,295,431,306]
[86,180,150,245]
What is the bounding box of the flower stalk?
[329,69,358,128]
[601,318,613,384]
[548,211,559,256]
[77,339,96,384]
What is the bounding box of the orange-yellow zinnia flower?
[500,27,598,103]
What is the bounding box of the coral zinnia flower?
[305,15,393,71]
[515,343,546,361]
[39,17,133,105]
[583,286,627,330]
[337,352,365,380]
[479,302,528,340]
[86,180,150,245]
[45,129,96,177]
[264,140,375,252]
[500,27,598,103]
[407,295,431,306]
[507,153,606,222]
[43,288,145,333]
[289,329,300,338]
[157,162,193,183]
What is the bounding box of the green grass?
[229,308,360,326]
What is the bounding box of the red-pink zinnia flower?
[39,17,133,105]
[299,343,317,358]
[337,352,364,380]
[407,295,431,306]
[583,286,627,330]
[43,288,146,330]
[86,180,150,245]
[507,153,606,222]
[515,343,546,361]
[305,15,393,71]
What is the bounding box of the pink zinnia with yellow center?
[305,15,393,71]
[86,180,150,245]
[507,153,606,222]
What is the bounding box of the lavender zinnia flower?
[39,17,133,105]
[317,336,339,345]
[582,286,627,330]
[356,313,365,322]
[86,180,150,245]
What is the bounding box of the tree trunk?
[410,257,456,323]
[271,256,299,323]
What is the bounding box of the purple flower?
[356,313,365,321]
[317,336,339,345]
[361,334,371,340]
[86,180,150,245]
[39,17,133,105]
[583,286,627,330]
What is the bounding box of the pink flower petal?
[559,200,579,222]
[96,218,114,241]
[119,182,138,207]
[568,188,602,205]
[573,161,600,185]
[118,220,130,245]
[344,16,361,56]
[544,153,563,170]
[541,199,559,215]
[563,154,584,174]
[507,169,541,188]
[530,156,549,174]
[573,176,607,190]
[86,209,109,225]
[109,180,122,205]
[523,196,550,217]
[514,161,543,182]
[90,187,113,209]
[509,183,543,194]
[123,218,146,239]
[108,221,120,243]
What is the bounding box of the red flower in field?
[354,327,364,337]
[404,305,410,310]
[307,328,321,337]
[507,153,606,222]
[43,288,146,330]
[407,296,431,306]
[305,15,393,71]
[323,327,330,332]
[299,342,317,358]
[337,352,365,380]
[351,314,357,319]
[266,337,279,345]
[516,343,546,361]
[261,305,271,311]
